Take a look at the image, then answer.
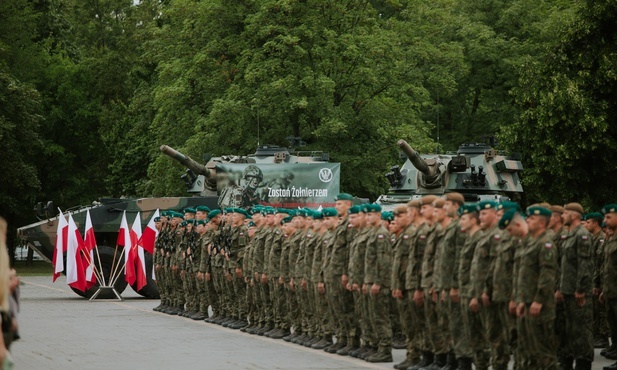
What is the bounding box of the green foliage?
[502,0,617,208]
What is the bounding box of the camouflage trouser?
[367,285,392,348]
[407,291,429,352]
[325,280,349,344]
[271,279,286,328]
[563,294,594,362]
[205,275,218,316]
[245,279,256,324]
[390,296,401,340]
[315,284,332,336]
[355,289,376,345]
[305,283,317,336]
[461,297,490,370]
[182,269,196,312]
[448,295,472,359]
[517,307,558,370]
[555,302,569,361]
[436,292,451,353]
[606,298,617,345]
[286,284,299,332]
[259,280,272,326]
[594,294,610,341]
[397,295,422,363]
[173,269,185,306]
[155,266,166,304]
[424,292,447,354]
[196,274,208,315]
[232,275,246,320]
[298,284,311,335]
[481,302,510,370]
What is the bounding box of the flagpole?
[108,246,126,287]
[93,245,107,286]
[79,249,105,286]
[110,245,120,283]
[108,242,139,287]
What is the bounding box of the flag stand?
[89,286,124,301]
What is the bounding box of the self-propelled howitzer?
[377,139,524,208]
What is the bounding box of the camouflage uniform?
[364,224,393,360]
[170,227,186,311]
[602,233,617,357]
[323,217,356,350]
[436,219,471,361]
[349,227,375,350]
[491,231,516,370]
[285,229,304,336]
[228,223,248,323]
[311,231,332,343]
[514,231,558,369]
[422,223,447,359]
[459,229,486,368]
[266,227,285,332]
[302,227,320,341]
[250,225,270,330]
[559,224,594,366]
[592,230,609,344]
[391,223,420,365]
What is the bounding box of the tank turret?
[378,138,524,209]
[160,145,219,195]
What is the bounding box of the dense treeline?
[1,0,616,231]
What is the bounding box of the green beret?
[498,208,518,230]
[497,201,521,212]
[160,210,169,217]
[363,203,382,213]
[180,221,187,227]
[602,204,617,215]
[185,219,195,225]
[585,212,603,223]
[478,200,498,210]
[172,211,184,219]
[262,207,276,215]
[248,206,262,215]
[195,205,210,213]
[183,207,196,214]
[280,216,293,225]
[459,203,478,216]
[287,209,299,217]
[230,207,249,217]
[154,217,161,222]
[248,221,256,228]
[335,193,354,201]
[348,205,362,214]
[311,211,323,220]
[207,209,221,219]
[224,207,234,214]
[381,211,394,222]
[525,206,551,217]
[195,220,206,226]
[322,207,338,217]
[276,208,291,215]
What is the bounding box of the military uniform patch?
[403,235,409,240]
[378,234,384,239]
[494,234,501,240]
[420,235,426,240]
[545,243,553,249]
[600,239,605,244]
[560,235,567,240]
[582,235,588,240]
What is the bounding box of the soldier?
[192,219,208,320]
[347,205,374,357]
[435,193,468,370]
[225,208,249,329]
[585,212,610,349]
[284,211,306,341]
[312,209,337,350]
[362,203,393,363]
[469,200,505,370]
[289,209,312,344]
[195,205,210,221]
[323,193,356,354]
[168,212,186,315]
[502,206,558,369]
[600,204,617,370]
[278,213,300,339]
[458,203,484,370]
[153,212,168,312]
[557,203,594,370]
[264,208,287,337]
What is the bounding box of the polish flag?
[130,213,147,290]
[52,209,68,282]
[66,213,87,292]
[138,209,159,254]
[83,210,98,287]
[117,211,135,285]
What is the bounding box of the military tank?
[377,139,524,209]
[17,143,338,299]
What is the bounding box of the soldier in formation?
[149,195,617,370]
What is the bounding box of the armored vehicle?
[18,144,338,299]
[377,139,524,209]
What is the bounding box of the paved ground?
[9,276,615,370]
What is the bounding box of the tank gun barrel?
[397,139,433,177]
[160,145,212,178]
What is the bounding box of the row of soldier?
[150,194,617,370]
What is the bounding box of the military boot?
[311,336,333,350]
[394,360,416,370]
[423,353,446,370]
[408,352,434,370]
[350,345,369,358]
[153,302,163,312]
[366,346,393,363]
[574,359,592,370]
[325,341,346,354]
[559,357,574,370]
[456,357,472,370]
[360,346,378,360]
[271,328,290,339]
[440,352,457,370]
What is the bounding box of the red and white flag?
[52,209,68,282]
[116,211,135,285]
[131,212,147,291]
[139,209,160,283]
[83,210,97,287]
[138,209,159,254]
[66,213,87,292]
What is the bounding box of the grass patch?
[13,261,54,276]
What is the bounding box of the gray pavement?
[9,276,615,370]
